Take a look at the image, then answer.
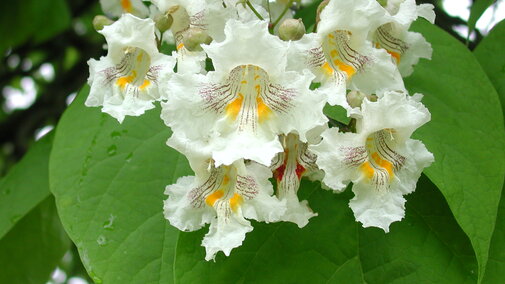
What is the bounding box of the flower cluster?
[87,0,435,260]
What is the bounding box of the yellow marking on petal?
[321,62,334,76]
[330,49,338,58]
[328,33,335,39]
[225,93,244,120]
[360,161,375,179]
[388,50,401,64]
[333,59,356,78]
[257,97,271,123]
[205,190,224,207]
[223,175,230,185]
[375,42,380,48]
[139,80,150,90]
[176,43,184,50]
[229,193,243,212]
[371,152,394,180]
[121,0,132,12]
[116,75,135,90]
[241,80,248,84]
[136,53,144,63]
[254,75,260,80]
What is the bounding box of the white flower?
[99,0,149,18]
[164,159,286,260]
[161,19,327,166]
[310,91,434,232]
[270,133,321,228]
[290,0,404,107]
[86,14,176,123]
[151,0,234,73]
[373,0,435,76]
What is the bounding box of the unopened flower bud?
[93,15,113,31]
[346,90,367,108]
[155,13,173,33]
[377,0,387,7]
[278,19,305,41]
[183,28,212,52]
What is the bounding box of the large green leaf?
[0,133,53,239]
[49,86,191,283]
[467,0,495,37]
[174,176,476,283]
[405,21,505,282]
[0,195,70,283]
[50,85,477,282]
[481,183,505,283]
[474,19,505,117]
[474,19,505,283]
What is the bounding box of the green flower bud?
[278,19,305,41]
[183,28,212,52]
[346,90,367,108]
[93,15,113,31]
[155,13,174,33]
[377,0,388,7]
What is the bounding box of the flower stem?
[271,0,293,30]
[246,1,264,21]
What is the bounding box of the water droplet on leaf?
[107,145,117,156]
[97,235,107,246]
[110,131,121,139]
[103,214,116,230]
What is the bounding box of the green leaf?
[474,19,505,283]
[49,86,192,283]
[474,19,505,118]
[0,0,71,55]
[405,20,505,282]
[323,103,351,124]
[468,0,495,37]
[0,194,70,283]
[174,176,476,283]
[0,133,53,239]
[481,183,505,283]
[50,85,478,282]
[294,0,321,32]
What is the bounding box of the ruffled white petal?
[162,19,327,166]
[99,0,149,18]
[349,182,406,232]
[318,0,388,46]
[86,14,176,122]
[310,92,433,231]
[164,176,215,231]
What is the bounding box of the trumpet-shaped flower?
[99,0,149,18]
[151,0,233,73]
[86,14,175,123]
[290,0,404,107]
[161,19,327,166]
[310,91,434,232]
[164,159,286,260]
[270,133,321,228]
[373,0,435,76]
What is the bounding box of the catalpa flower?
[290,0,404,106]
[164,159,286,260]
[270,133,321,228]
[310,91,434,231]
[86,14,175,123]
[99,0,149,18]
[151,0,232,73]
[161,19,327,166]
[373,0,435,76]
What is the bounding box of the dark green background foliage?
[0,0,504,283]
